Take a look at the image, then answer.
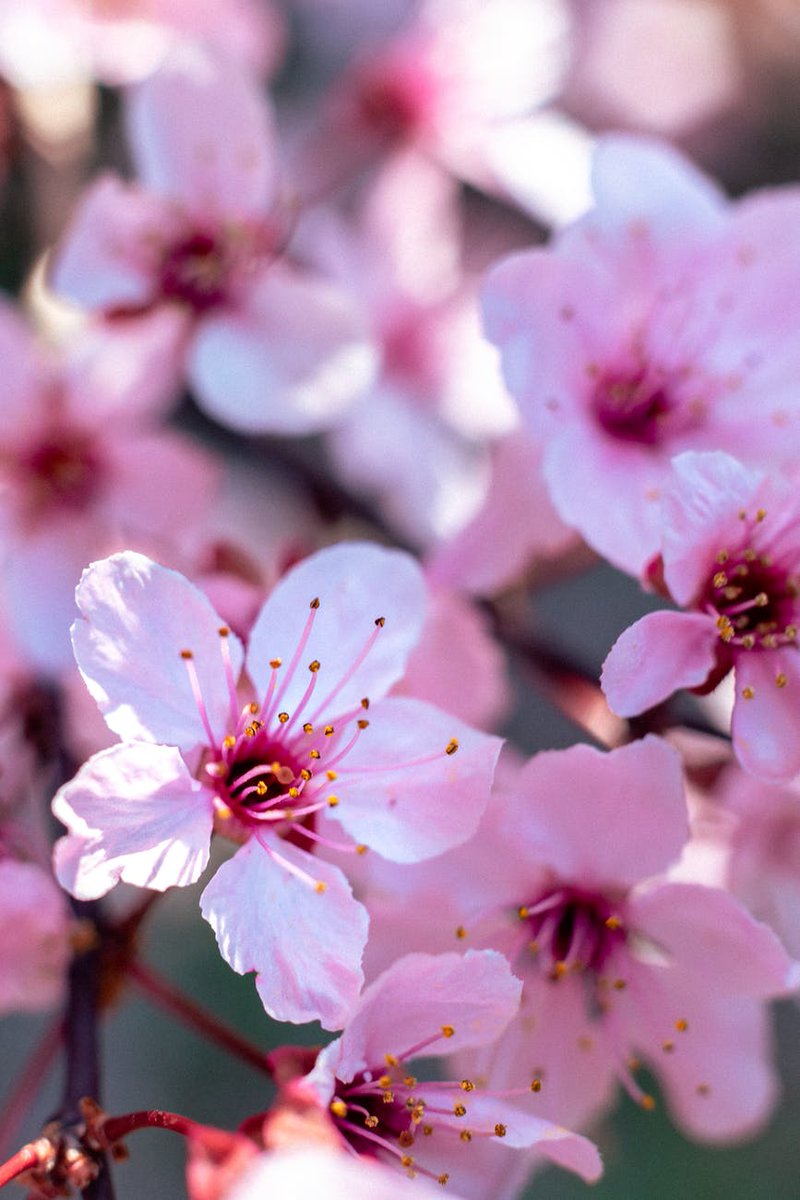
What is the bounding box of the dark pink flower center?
[706,537,799,653]
[21,433,102,515]
[519,886,626,979]
[591,367,674,446]
[160,231,231,313]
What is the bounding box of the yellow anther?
[743,548,757,561]
[375,616,386,627]
[756,508,767,522]
[278,712,290,723]
[441,1025,455,1038]
[303,723,313,734]
[247,702,259,714]
[300,769,312,781]
[455,925,467,940]
[754,591,769,607]
[675,1018,689,1032]
[530,1079,542,1093]
[423,1125,433,1136]
[361,697,370,709]
[662,1040,674,1053]
[245,725,257,738]
[379,1074,392,1089]
[180,648,193,659]
[742,686,755,700]
[364,1115,379,1129]
[613,979,626,990]
[223,735,236,749]
[460,1080,475,1092]
[403,1075,417,1088]
[309,659,321,672]
[552,961,568,979]
[357,718,370,729]
[324,725,335,736]
[776,672,788,688]
[459,1130,472,1143]
[787,625,798,640]
[741,635,755,649]
[310,597,320,609]
[326,769,338,781]
[255,781,267,796]
[517,905,529,919]
[713,572,728,588]
[385,1054,399,1067]
[314,881,327,894]
[327,795,339,807]
[310,749,321,760]
[716,549,729,563]
[438,1175,449,1186]
[445,738,459,756]
[382,1090,394,1104]
[356,844,368,855]
[218,625,230,637]
[270,658,282,669]
[640,1095,656,1111]
[494,1124,507,1138]
[330,1099,347,1118]
[215,803,232,821]
[605,915,622,930]
[453,1104,467,1117]
[400,1155,414,1168]
[288,787,299,799]
[398,1131,414,1149]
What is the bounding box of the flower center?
[707,540,799,651]
[591,367,674,446]
[518,886,626,979]
[21,433,101,515]
[160,231,231,313]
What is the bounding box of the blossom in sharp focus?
[51,44,377,436]
[602,451,800,781]
[293,950,601,1194]
[452,737,799,1141]
[482,134,800,573]
[52,543,501,1028]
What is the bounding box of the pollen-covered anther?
[222,735,236,750]
[303,722,314,734]
[612,978,626,990]
[716,549,730,564]
[309,659,321,672]
[675,1018,689,1032]
[300,768,312,780]
[314,881,327,894]
[398,1130,415,1149]
[455,925,467,940]
[640,1094,656,1111]
[326,769,338,781]
[269,658,282,669]
[382,1090,394,1104]
[742,686,755,700]
[453,1104,467,1117]
[494,1124,507,1138]
[438,1174,449,1186]
[327,795,339,807]
[459,1130,472,1143]
[180,648,193,660]
[441,1025,455,1038]
[776,672,788,688]
[357,718,370,729]
[360,697,370,709]
[400,1155,414,1168]
[218,625,230,637]
[356,844,368,855]
[330,1099,348,1118]
[310,597,320,609]
[385,1054,399,1067]
[517,905,530,920]
[375,617,386,627]
[460,1080,475,1092]
[278,712,290,723]
[288,786,299,798]
[445,738,459,756]
[324,725,334,736]
[364,1115,379,1129]
[310,749,321,760]
[530,1078,543,1092]
[756,508,767,522]
[605,915,622,930]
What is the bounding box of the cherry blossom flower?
[0,299,217,673]
[452,737,799,1142]
[52,543,501,1028]
[0,859,70,1014]
[602,451,800,781]
[0,0,285,89]
[51,44,377,436]
[482,134,800,573]
[292,950,601,1195]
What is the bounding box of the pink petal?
[327,696,501,862]
[336,950,522,1080]
[516,737,689,890]
[127,44,277,220]
[72,552,244,750]
[227,1148,463,1200]
[51,174,171,310]
[189,266,378,435]
[732,652,800,782]
[246,542,426,718]
[200,837,367,1030]
[0,861,69,1014]
[99,430,220,539]
[601,610,719,717]
[630,880,799,996]
[52,743,212,899]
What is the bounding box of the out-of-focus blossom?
[53,544,501,1028]
[51,45,377,436]
[0,0,285,89]
[452,738,799,1142]
[288,950,601,1195]
[602,452,800,782]
[0,859,70,1013]
[0,299,217,672]
[482,135,800,573]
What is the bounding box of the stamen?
[262,599,321,725]
[180,650,219,751]
[217,627,240,727]
[306,619,386,724]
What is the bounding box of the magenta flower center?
[21,433,101,515]
[705,540,799,652]
[519,886,626,979]
[160,231,231,313]
[591,367,675,446]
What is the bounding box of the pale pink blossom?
[293,950,601,1195]
[0,859,70,1014]
[602,451,800,782]
[51,45,377,436]
[0,299,217,672]
[0,0,285,89]
[53,544,501,1028]
[451,738,799,1142]
[482,135,800,573]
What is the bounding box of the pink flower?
[0,299,217,672]
[482,135,800,573]
[51,45,376,436]
[0,859,70,1014]
[294,950,601,1195]
[452,738,799,1142]
[53,544,501,1028]
[602,451,800,781]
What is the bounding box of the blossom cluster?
[1,5,800,1200]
